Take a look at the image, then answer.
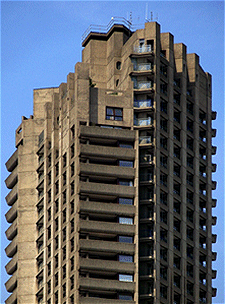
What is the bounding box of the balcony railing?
[133,63,152,71]
[134,117,153,126]
[133,45,152,53]
[140,155,153,163]
[134,100,153,108]
[139,136,153,144]
[133,81,152,90]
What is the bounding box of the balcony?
[134,117,153,127]
[80,239,135,255]
[212,146,217,155]
[5,236,17,258]
[212,216,217,226]
[5,169,18,189]
[212,181,217,190]
[212,111,217,120]
[5,220,17,241]
[80,163,135,179]
[212,234,217,243]
[134,100,153,109]
[80,182,135,198]
[80,257,134,273]
[212,287,217,297]
[80,201,135,217]
[5,202,17,223]
[80,144,135,160]
[212,251,217,261]
[5,291,17,304]
[5,271,17,292]
[212,129,217,137]
[79,277,134,292]
[131,63,153,77]
[139,136,153,145]
[80,298,135,304]
[140,173,154,183]
[5,186,18,206]
[80,220,135,236]
[133,81,153,90]
[5,150,18,172]
[212,198,217,208]
[5,253,17,275]
[212,269,217,279]
[133,45,152,54]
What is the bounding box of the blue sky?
[1,1,224,303]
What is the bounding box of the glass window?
[119,217,133,225]
[119,160,133,167]
[119,274,133,282]
[119,198,133,205]
[119,255,133,263]
[119,236,133,243]
[106,107,123,121]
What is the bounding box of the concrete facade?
[5,20,217,304]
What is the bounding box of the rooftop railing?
[82,17,145,43]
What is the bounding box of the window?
[106,107,123,121]
[160,136,167,150]
[63,153,67,167]
[119,236,133,243]
[71,144,75,158]
[71,162,75,176]
[55,199,59,213]
[118,179,133,186]
[70,237,74,252]
[119,217,133,225]
[63,172,67,186]
[55,273,58,287]
[174,256,181,269]
[55,254,58,268]
[160,173,167,187]
[55,235,59,250]
[160,118,168,132]
[160,210,167,224]
[63,283,66,298]
[160,99,167,113]
[48,208,51,221]
[63,264,66,279]
[118,197,133,205]
[55,217,59,231]
[160,64,167,77]
[119,255,133,263]
[160,191,168,205]
[70,200,74,214]
[63,190,67,204]
[119,160,133,167]
[116,61,121,70]
[160,247,167,262]
[47,262,51,276]
[71,219,74,233]
[160,265,167,280]
[71,257,74,271]
[63,227,67,242]
[63,246,66,260]
[70,275,74,290]
[119,274,133,282]
[160,229,167,243]
[47,280,51,294]
[160,154,167,168]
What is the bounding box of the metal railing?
[133,81,152,89]
[134,100,153,108]
[139,136,153,144]
[134,117,153,126]
[133,45,152,53]
[133,63,152,71]
[82,17,146,43]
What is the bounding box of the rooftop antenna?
[156,13,158,21]
[145,3,149,21]
[151,12,153,21]
[129,11,132,24]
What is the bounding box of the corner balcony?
[139,136,153,146]
[133,45,153,54]
[134,99,153,109]
[5,291,17,304]
[5,202,17,223]
[133,81,154,93]
[134,117,153,127]
[5,168,18,189]
[131,63,154,77]
[5,253,17,275]
[5,186,18,206]
[5,220,17,241]
[5,150,18,172]
[5,235,17,258]
[5,271,17,292]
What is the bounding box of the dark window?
[106,107,123,121]
[116,61,121,70]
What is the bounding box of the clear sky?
[1,1,224,303]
